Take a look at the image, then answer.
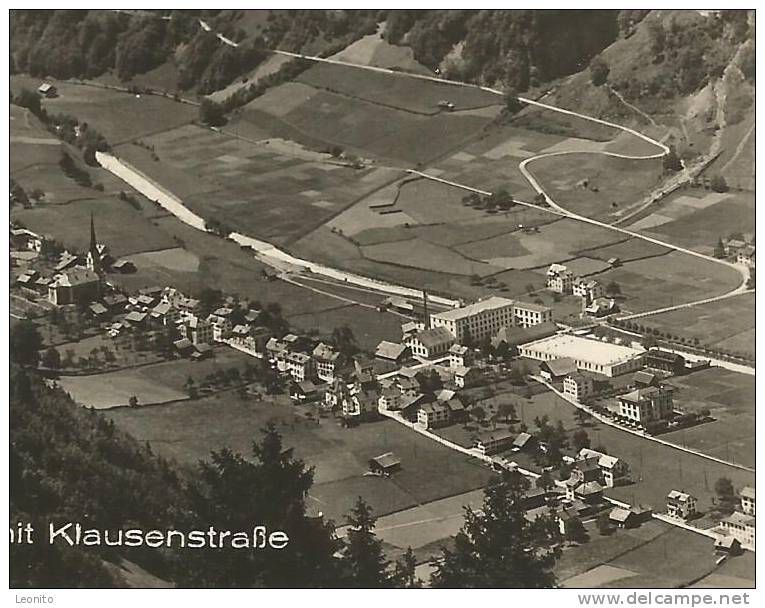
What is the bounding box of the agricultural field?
[113,124,401,245]
[662,367,755,468]
[590,251,743,313]
[328,29,432,76]
[562,524,731,588]
[10,75,198,145]
[295,62,499,115]
[528,153,664,221]
[639,293,755,356]
[13,196,177,258]
[105,391,493,522]
[629,188,755,255]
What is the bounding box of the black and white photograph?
[6,5,757,595]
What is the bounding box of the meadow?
[105,390,493,522]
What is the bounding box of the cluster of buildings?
[718,486,756,551]
[724,237,755,268]
[546,263,617,317]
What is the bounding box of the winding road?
[93,31,751,325]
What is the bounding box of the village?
[10,213,755,560]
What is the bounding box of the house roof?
[609,507,632,522]
[492,321,558,348]
[578,448,620,470]
[723,512,755,527]
[370,452,401,469]
[173,338,192,350]
[633,370,658,386]
[513,300,552,313]
[436,388,455,402]
[445,398,465,412]
[125,311,147,323]
[513,432,533,448]
[295,380,317,394]
[449,344,468,355]
[56,267,99,287]
[620,386,670,404]
[413,327,454,349]
[151,301,172,315]
[375,340,407,360]
[453,365,474,377]
[477,430,514,444]
[667,490,695,502]
[431,296,514,323]
[89,302,107,315]
[576,481,604,496]
[741,486,755,500]
[547,263,569,275]
[541,357,577,377]
[313,342,339,362]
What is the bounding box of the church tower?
[86,213,101,274]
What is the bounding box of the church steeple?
[87,213,101,274]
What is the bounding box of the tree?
[713,238,726,259]
[710,175,729,193]
[471,406,487,424]
[128,395,139,407]
[430,471,559,588]
[392,547,420,588]
[536,470,554,492]
[342,497,390,587]
[746,267,755,290]
[179,424,341,587]
[715,477,736,513]
[41,346,61,370]
[589,57,610,86]
[572,429,591,452]
[503,86,523,114]
[199,98,226,126]
[331,325,359,358]
[10,321,43,367]
[14,88,42,117]
[498,401,516,423]
[606,280,621,296]
[662,146,683,172]
[596,512,613,536]
[574,408,590,427]
[565,517,589,544]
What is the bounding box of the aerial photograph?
[8,8,756,592]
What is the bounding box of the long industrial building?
[518,334,645,377]
[430,296,553,343]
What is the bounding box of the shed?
[369,452,401,475]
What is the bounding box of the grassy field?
[633,189,755,255]
[105,391,493,521]
[295,62,500,115]
[592,251,743,313]
[10,75,198,145]
[640,293,754,356]
[661,367,755,468]
[57,347,257,409]
[113,124,400,245]
[513,104,621,142]
[13,197,177,258]
[529,153,663,221]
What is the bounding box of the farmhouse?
[618,386,674,425]
[374,340,408,363]
[519,334,644,377]
[740,486,755,516]
[378,386,403,412]
[312,342,340,382]
[564,456,604,503]
[577,448,629,487]
[473,430,514,455]
[585,297,617,317]
[183,316,214,345]
[666,490,697,520]
[632,370,659,388]
[737,246,755,267]
[453,365,479,388]
[405,327,455,359]
[562,372,594,402]
[546,263,574,294]
[48,267,101,305]
[417,402,450,429]
[448,344,472,368]
[573,278,604,301]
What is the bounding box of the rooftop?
[375,340,407,360]
[413,326,454,349]
[431,296,514,322]
[723,512,755,527]
[741,486,755,500]
[522,334,644,367]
